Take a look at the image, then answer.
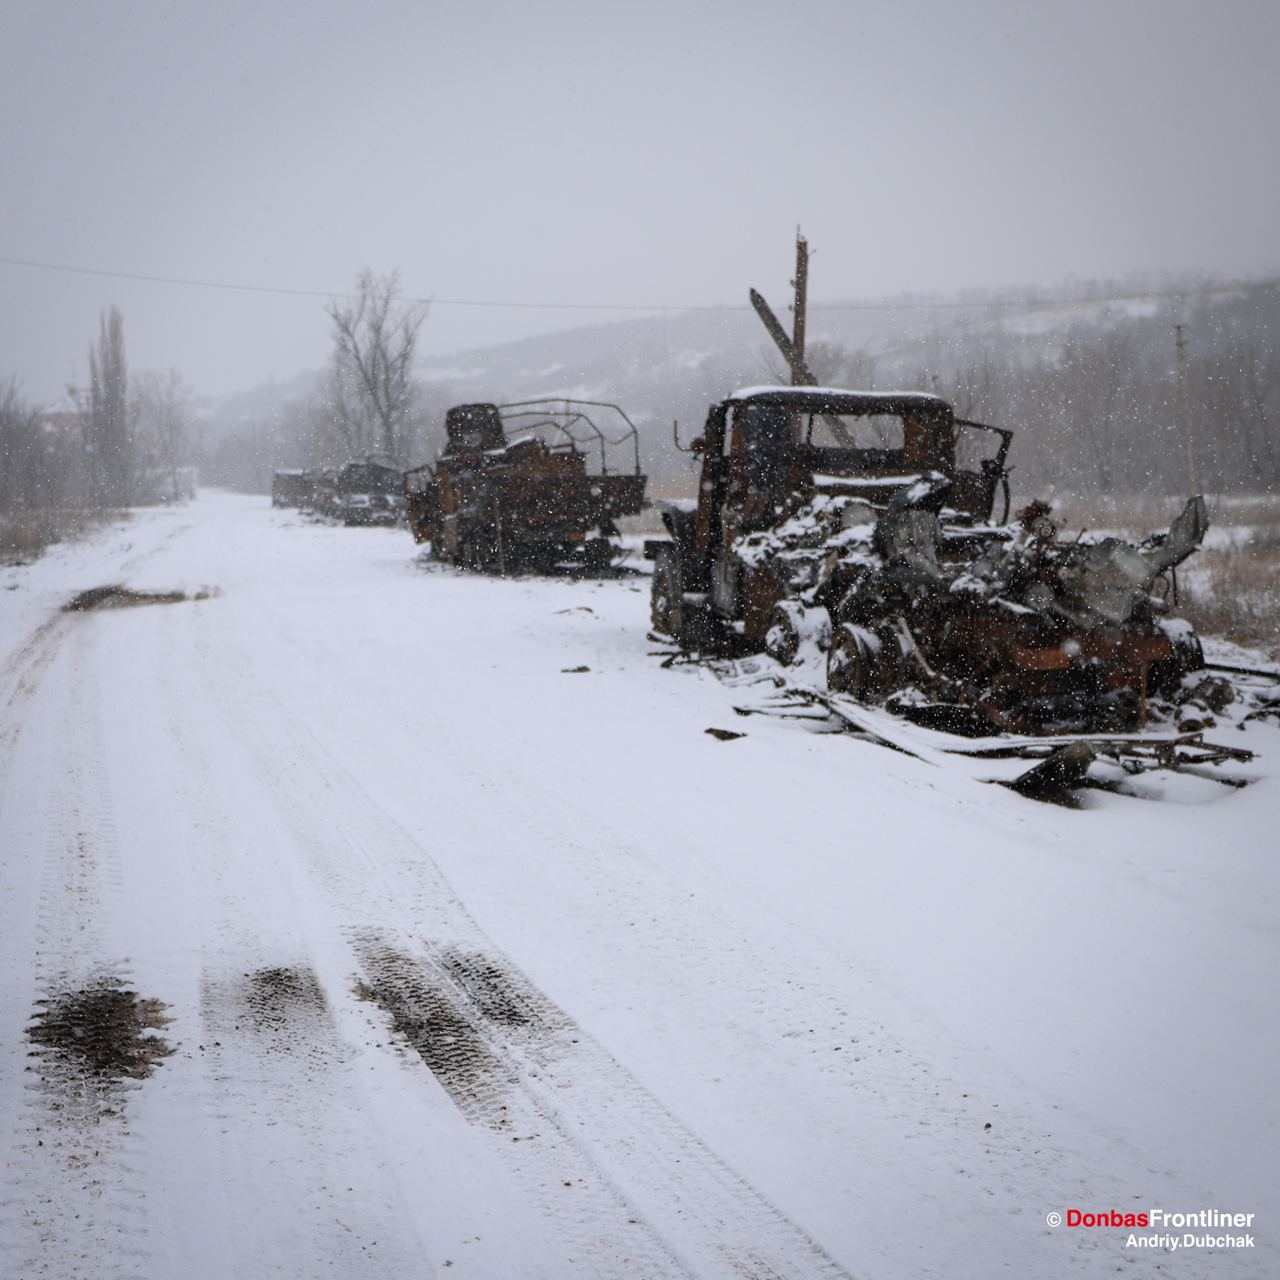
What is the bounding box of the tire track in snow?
[136,609,432,1278]
[0,613,72,799]
[193,963,416,1276]
[192,632,692,1277]
[113,518,194,578]
[193,621,854,1280]
[0,614,74,1013]
[0,511,192,797]
[461,668,1221,1279]
[0,622,158,1280]
[396,740,1128,1271]
[0,613,67,698]
[237,574,1228,1279]
[346,932,694,1279]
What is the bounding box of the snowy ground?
[0,491,1276,1279]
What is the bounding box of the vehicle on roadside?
[647,385,1207,734]
[311,458,404,527]
[404,400,648,572]
[271,469,319,509]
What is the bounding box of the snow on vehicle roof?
[727,385,951,410]
[812,472,927,489]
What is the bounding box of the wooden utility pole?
[749,233,854,447]
[791,230,809,386]
[750,288,810,381]
[1174,324,1200,492]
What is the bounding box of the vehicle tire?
[651,544,686,639]
[826,623,881,697]
[1149,618,1206,698]
[459,527,501,571]
[581,536,615,574]
[765,601,832,667]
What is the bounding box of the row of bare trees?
[802,291,1279,497]
[0,307,194,514]
[4,269,426,515]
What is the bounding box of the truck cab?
[651,386,1011,646]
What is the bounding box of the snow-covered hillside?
[1,493,1276,1278]
[200,276,1280,504]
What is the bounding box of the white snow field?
[0,491,1276,1280]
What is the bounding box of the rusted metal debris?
[404,400,648,573]
[716,666,1254,802]
[648,385,1213,738]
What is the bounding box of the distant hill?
[203,274,1279,498]
[414,275,1279,493]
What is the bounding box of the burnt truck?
[271,469,319,508]
[312,457,405,526]
[403,399,648,572]
[647,385,1208,735]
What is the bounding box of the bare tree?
[313,351,372,459]
[0,379,40,510]
[85,306,131,506]
[324,270,428,463]
[132,368,193,501]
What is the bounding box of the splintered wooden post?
[1174,323,1199,493]
[792,231,809,386]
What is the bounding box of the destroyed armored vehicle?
[271,469,318,508]
[312,458,404,526]
[404,400,648,571]
[648,386,1208,734]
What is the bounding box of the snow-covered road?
[1,492,1276,1279]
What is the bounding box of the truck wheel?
[581,536,615,574]
[459,529,500,571]
[827,623,881,697]
[765,601,832,667]
[651,545,685,639]
[1150,619,1205,697]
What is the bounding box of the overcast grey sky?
[2,0,1277,402]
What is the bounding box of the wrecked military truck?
[317,457,406,526]
[271,469,319,509]
[647,385,1208,735]
[404,400,648,572]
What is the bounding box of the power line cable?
[1,252,1276,315]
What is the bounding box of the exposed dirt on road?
[27,978,173,1086]
[243,965,328,1040]
[62,585,207,611]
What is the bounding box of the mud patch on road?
[62,584,213,611]
[199,962,345,1075]
[27,978,173,1101]
[351,937,511,1125]
[240,965,330,1051]
[246,965,327,1025]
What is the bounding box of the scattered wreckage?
[404,400,648,572]
[647,384,1252,795]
